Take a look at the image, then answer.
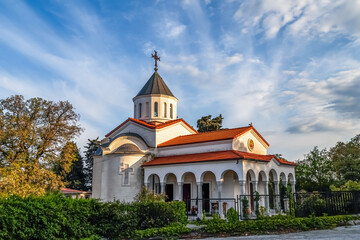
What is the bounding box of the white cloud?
[233,0,360,40]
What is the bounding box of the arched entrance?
[201,171,217,214]
[148,174,161,194]
[181,172,196,212]
[164,173,177,201]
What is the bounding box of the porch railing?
[182,191,360,219]
[183,198,237,217]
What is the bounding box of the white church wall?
[93,154,146,202]
[157,140,233,157]
[233,130,268,155]
[92,156,103,199]
[155,123,196,146]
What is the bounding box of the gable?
[232,129,269,155]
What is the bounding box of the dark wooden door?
[202,183,210,213]
[165,184,173,202]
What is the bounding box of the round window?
[248,139,254,151]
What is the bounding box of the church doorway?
[183,183,191,211]
[165,184,174,202]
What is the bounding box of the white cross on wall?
[120,163,133,185]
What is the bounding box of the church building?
[92,51,296,218]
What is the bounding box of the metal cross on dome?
[152,50,160,72]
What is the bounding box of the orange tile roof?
[142,150,296,166]
[157,126,269,147]
[60,188,88,194]
[105,118,197,137]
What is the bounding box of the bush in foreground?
[204,214,360,234]
[0,193,187,239]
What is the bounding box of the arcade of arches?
[146,168,295,218]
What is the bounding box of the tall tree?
[0,95,82,197]
[83,137,100,191]
[55,142,86,190]
[330,135,360,184]
[295,147,335,192]
[197,114,223,132]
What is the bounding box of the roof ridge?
[180,126,251,136]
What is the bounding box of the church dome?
[135,72,175,98]
[133,51,178,123]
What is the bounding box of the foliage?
[330,135,360,184]
[54,142,86,190]
[330,180,360,191]
[254,191,260,216]
[197,114,223,132]
[134,223,191,239]
[296,135,360,192]
[134,186,166,203]
[295,147,335,192]
[0,193,187,239]
[0,95,82,197]
[287,185,295,217]
[226,207,239,224]
[83,138,100,191]
[296,193,326,217]
[241,197,249,219]
[204,214,360,234]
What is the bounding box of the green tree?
[295,147,335,192]
[197,114,223,132]
[0,95,82,197]
[61,142,86,190]
[83,137,100,190]
[330,135,360,184]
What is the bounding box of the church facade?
[92,54,296,218]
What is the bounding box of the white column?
[197,182,203,219]
[217,181,224,219]
[177,182,183,201]
[291,180,296,201]
[252,181,258,216]
[160,182,166,194]
[264,181,270,214]
[274,181,280,212]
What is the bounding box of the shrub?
[0,193,187,239]
[204,214,359,234]
[226,207,239,224]
[296,194,326,217]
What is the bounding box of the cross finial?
[152,50,160,72]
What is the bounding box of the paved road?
[202,225,360,239]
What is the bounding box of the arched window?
[170,104,173,119]
[138,103,142,118]
[146,102,149,117]
[164,102,167,117]
[154,102,158,117]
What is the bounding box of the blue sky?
[1,0,360,161]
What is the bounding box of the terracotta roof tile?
[105,118,197,137]
[157,126,269,147]
[142,150,296,166]
[60,188,87,194]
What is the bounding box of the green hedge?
[205,214,360,234]
[0,194,187,239]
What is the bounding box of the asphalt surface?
[201,225,360,239]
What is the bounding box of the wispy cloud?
[0,0,359,161]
